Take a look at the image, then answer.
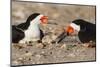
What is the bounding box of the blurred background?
[12,1,96,26]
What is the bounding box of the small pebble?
[68,53,76,57]
[13,61,19,65]
[24,52,32,57]
[60,44,67,49]
[36,43,44,48]
[18,57,23,61]
[25,50,29,53]
[35,54,42,60]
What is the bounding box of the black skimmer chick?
[12,13,48,43]
[66,19,96,47]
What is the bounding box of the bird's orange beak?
[40,16,48,26]
[66,25,74,35]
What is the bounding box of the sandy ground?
[11,1,96,66]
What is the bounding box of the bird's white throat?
[25,14,44,36]
[23,15,44,42]
[25,20,40,37]
[70,23,80,32]
[19,14,44,43]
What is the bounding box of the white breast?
[19,14,43,43]
[26,25,40,37]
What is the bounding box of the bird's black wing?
[16,22,29,30]
[79,23,96,43]
[12,25,25,43]
[40,29,44,40]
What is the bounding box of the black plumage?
[12,13,44,43]
[72,19,96,43]
[12,25,25,43]
[16,13,40,30]
[37,29,44,43]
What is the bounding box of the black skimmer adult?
[12,13,48,43]
[52,19,96,47]
[66,19,96,47]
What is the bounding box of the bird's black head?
[66,19,87,35]
[72,19,89,32]
[26,13,48,25]
[26,13,40,22]
[72,19,87,26]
